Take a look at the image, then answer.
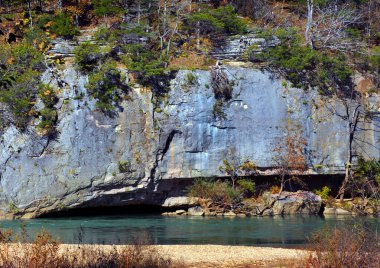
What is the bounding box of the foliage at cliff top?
[0,41,45,129]
[0,0,379,130]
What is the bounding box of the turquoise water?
[0,215,378,246]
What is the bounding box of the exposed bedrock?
[0,63,379,218]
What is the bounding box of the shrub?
[237,179,256,197]
[121,43,173,96]
[184,72,198,86]
[118,160,131,173]
[213,99,226,120]
[37,84,58,137]
[37,13,78,39]
[248,28,353,95]
[315,186,331,200]
[269,185,281,194]
[305,223,380,268]
[121,44,166,84]
[74,43,102,72]
[186,5,247,36]
[0,228,180,267]
[369,46,380,86]
[93,25,116,44]
[93,0,121,18]
[355,157,380,186]
[188,179,242,204]
[86,60,129,113]
[0,42,45,129]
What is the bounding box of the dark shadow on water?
[40,205,171,218]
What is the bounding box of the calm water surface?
[0,215,378,246]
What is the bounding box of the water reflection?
[0,215,378,246]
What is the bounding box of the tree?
[272,121,308,194]
[369,46,380,88]
[219,158,257,190]
[93,0,121,27]
[350,157,380,212]
[324,90,376,202]
[305,0,314,47]
[310,3,362,51]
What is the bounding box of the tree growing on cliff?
[272,121,308,194]
[219,158,257,190]
[324,90,378,202]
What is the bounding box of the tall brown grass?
[304,222,380,268]
[0,228,183,268]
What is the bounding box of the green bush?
[0,42,44,129]
[86,61,129,113]
[187,179,242,204]
[121,44,170,93]
[354,157,380,186]
[37,84,58,137]
[186,5,247,35]
[213,99,226,119]
[369,46,380,86]
[37,13,78,39]
[93,0,121,18]
[74,43,102,72]
[118,160,131,173]
[184,72,198,86]
[248,28,353,95]
[237,179,256,196]
[315,186,331,200]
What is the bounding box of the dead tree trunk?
[305,0,314,47]
[337,101,361,201]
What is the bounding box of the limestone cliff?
[0,37,379,218]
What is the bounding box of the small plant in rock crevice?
[118,160,131,173]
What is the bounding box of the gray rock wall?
[0,54,379,217]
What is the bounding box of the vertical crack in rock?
[148,129,181,190]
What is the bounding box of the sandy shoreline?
[60,244,309,267]
[157,245,308,267]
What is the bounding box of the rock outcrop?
[211,33,279,60]
[261,191,323,215]
[0,37,379,218]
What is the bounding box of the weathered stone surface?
[188,206,204,216]
[323,207,352,215]
[262,191,322,215]
[0,37,379,218]
[175,210,187,215]
[223,211,237,217]
[212,33,279,60]
[162,197,199,208]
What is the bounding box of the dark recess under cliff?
[39,174,344,218]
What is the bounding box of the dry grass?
[1,222,378,268]
[0,228,184,268]
[303,223,380,268]
[169,52,215,70]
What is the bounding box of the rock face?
[211,33,279,60]
[188,206,204,216]
[162,197,199,208]
[323,207,352,215]
[0,38,379,218]
[262,191,323,215]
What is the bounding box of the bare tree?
[272,121,308,194]
[305,0,314,47]
[310,3,362,51]
[26,0,33,28]
[323,88,378,201]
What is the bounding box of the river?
[0,215,378,247]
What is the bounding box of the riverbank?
[58,244,309,267]
[156,245,308,267]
